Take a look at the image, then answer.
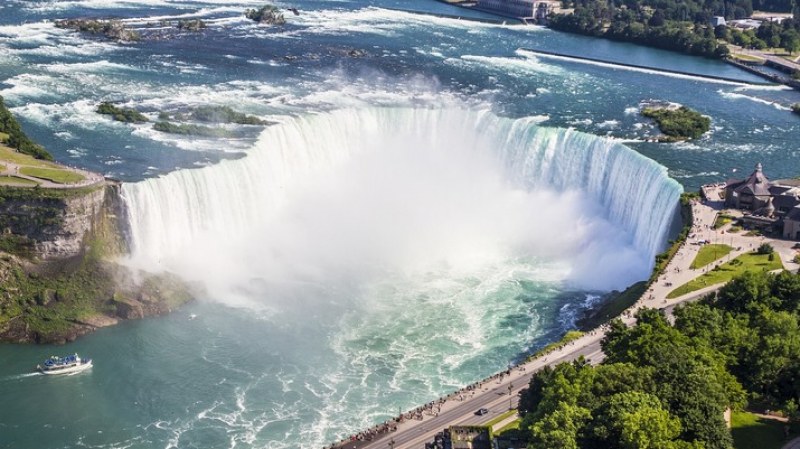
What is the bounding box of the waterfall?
[122,107,682,285]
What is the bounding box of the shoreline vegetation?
[641,105,711,141]
[0,96,53,161]
[546,0,800,60]
[577,192,696,330]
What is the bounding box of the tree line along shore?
[547,0,800,59]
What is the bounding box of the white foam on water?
[517,48,754,86]
[718,89,792,111]
[459,53,565,76]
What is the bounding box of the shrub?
[245,5,286,25]
[96,102,148,123]
[757,243,775,255]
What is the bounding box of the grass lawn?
[731,411,794,449]
[0,175,39,186]
[19,166,85,184]
[495,418,521,434]
[0,144,60,169]
[690,244,733,269]
[731,53,766,63]
[714,214,734,229]
[668,252,784,299]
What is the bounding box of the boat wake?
[1,373,42,381]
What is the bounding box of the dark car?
[475,408,489,416]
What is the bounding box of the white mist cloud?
[139,109,652,306]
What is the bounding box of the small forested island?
[96,102,266,136]
[174,19,207,32]
[54,18,140,42]
[642,105,711,141]
[519,269,800,449]
[0,95,191,344]
[161,105,268,125]
[245,5,287,25]
[96,102,149,123]
[153,121,235,138]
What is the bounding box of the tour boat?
[36,354,92,375]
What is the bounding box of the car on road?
[475,408,489,416]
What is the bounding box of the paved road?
[351,337,605,449]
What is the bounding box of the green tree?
[601,391,682,449]
[529,402,591,449]
[0,95,52,161]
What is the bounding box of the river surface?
[0,1,798,448]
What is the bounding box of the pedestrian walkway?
[0,159,104,189]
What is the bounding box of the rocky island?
[245,5,287,25]
[0,96,192,344]
[54,18,141,42]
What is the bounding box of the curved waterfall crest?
[122,107,682,273]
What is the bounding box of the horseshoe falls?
[122,107,682,293]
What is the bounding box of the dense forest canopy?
[519,269,800,449]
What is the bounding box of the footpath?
[0,159,104,189]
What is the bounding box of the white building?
[476,0,536,18]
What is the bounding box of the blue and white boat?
[36,354,92,375]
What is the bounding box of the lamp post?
[389,438,395,449]
[508,383,514,410]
